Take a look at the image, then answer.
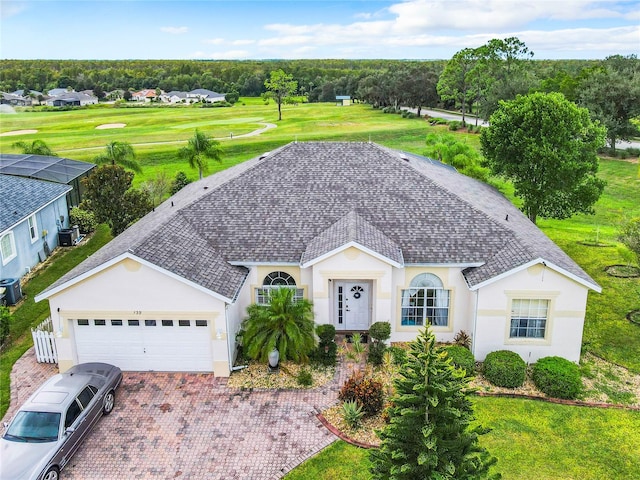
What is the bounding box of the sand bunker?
[96,123,126,129]
[0,129,38,137]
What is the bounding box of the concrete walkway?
[2,348,357,479]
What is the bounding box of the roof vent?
[399,154,410,162]
[259,151,271,160]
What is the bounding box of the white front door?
[335,281,371,331]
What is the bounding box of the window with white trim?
[401,273,450,326]
[510,299,548,338]
[27,215,38,243]
[1,232,17,265]
[256,271,304,305]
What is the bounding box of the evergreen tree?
[370,327,499,480]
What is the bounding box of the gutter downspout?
[471,288,479,360]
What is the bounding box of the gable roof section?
[0,175,71,234]
[301,210,404,267]
[37,141,599,302]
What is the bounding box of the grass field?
[285,397,640,480]
[1,100,639,478]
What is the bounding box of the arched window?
[401,273,450,326]
[256,271,304,305]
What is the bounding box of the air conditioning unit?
[0,278,22,305]
[58,228,78,247]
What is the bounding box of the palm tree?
[241,288,315,363]
[94,141,141,173]
[178,129,223,180]
[12,139,57,156]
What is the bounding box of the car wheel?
[43,467,59,480]
[103,390,115,415]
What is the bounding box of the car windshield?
[3,411,60,442]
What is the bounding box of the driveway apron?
[3,349,351,479]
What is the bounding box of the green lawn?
[285,397,640,480]
[1,101,639,477]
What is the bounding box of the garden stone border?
[604,264,640,278]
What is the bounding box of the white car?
[1,363,122,480]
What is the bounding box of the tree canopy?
[93,141,141,173]
[481,92,606,224]
[81,164,152,236]
[264,69,298,121]
[178,129,223,180]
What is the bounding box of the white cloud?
[1,1,29,19]
[161,26,189,34]
[204,38,225,45]
[199,50,252,60]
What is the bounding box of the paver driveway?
[3,349,349,479]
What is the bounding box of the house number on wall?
[133,310,142,315]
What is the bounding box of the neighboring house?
[160,91,191,104]
[11,89,43,98]
[0,154,96,208]
[187,89,226,103]
[0,175,71,281]
[45,92,98,107]
[336,95,351,106]
[131,89,160,102]
[36,142,600,376]
[1,92,31,106]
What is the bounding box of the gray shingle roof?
[0,175,71,234]
[38,141,598,301]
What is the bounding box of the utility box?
[58,228,78,247]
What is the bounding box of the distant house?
[0,92,31,106]
[160,91,190,104]
[336,95,351,106]
[46,92,98,107]
[11,89,43,98]
[131,89,160,102]
[0,175,71,281]
[36,142,600,376]
[188,89,226,103]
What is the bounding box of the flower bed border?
[604,264,640,278]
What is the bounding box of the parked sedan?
[1,362,122,480]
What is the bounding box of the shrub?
[483,350,526,388]
[443,345,475,377]
[388,346,407,366]
[316,324,336,344]
[453,330,471,349]
[170,171,192,195]
[448,120,462,131]
[369,322,391,343]
[69,206,97,234]
[311,323,337,367]
[297,368,313,387]
[339,370,385,417]
[342,400,364,429]
[532,356,582,399]
[367,342,386,366]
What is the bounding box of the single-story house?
[1,175,71,281]
[188,89,226,103]
[36,142,600,376]
[45,92,98,107]
[160,91,191,104]
[131,89,160,102]
[336,95,351,106]
[1,92,31,106]
[47,88,70,97]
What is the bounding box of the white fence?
[31,317,58,364]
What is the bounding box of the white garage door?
[72,318,213,372]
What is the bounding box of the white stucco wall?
[473,263,590,363]
[46,257,230,375]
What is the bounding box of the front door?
[335,281,371,331]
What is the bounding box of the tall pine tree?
[370,327,499,480]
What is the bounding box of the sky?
[1,0,639,60]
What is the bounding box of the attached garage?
[71,317,213,372]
